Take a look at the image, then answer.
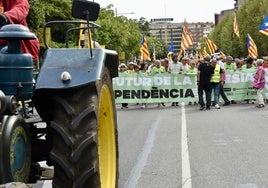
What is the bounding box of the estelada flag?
[247,34,258,58]
[259,15,268,36]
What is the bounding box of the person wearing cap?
[197,56,214,110]
[127,62,136,73]
[118,63,127,73]
[252,59,265,108]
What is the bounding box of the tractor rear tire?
[50,67,118,188]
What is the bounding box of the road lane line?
[124,115,161,188]
[181,102,192,188]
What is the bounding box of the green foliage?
[94,5,166,61]
[209,0,268,58]
[27,0,45,31]
[95,6,141,61]
[138,17,150,36]
[28,0,268,60]
[28,0,84,51]
[148,38,168,59]
[28,0,72,31]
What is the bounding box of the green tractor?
[0,0,119,187]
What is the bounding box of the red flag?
[140,35,151,61]
[180,20,193,51]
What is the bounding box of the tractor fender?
[35,48,118,89]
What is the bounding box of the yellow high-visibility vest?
[211,64,220,83]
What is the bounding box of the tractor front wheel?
[0,115,31,183]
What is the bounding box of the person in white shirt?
[168,54,183,73]
[168,54,182,106]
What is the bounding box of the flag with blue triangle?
[259,15,268,36]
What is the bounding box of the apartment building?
[149,0,245,54]
[149,20,214,54]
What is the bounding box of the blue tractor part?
[0,0,119,187]
[0,115,31,183]
[0,24,35,184]
[0,24,36,101]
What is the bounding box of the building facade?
[149,21,214,54]
[149,0,245,55]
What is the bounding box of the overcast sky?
[96,0,235,22]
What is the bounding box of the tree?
[28,0,72,31]
[138,17,150,36]
[209,0,268,58]
[95,5,142,61]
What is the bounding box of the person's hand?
[0,14,9,28]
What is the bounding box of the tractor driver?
[0,0,40,63]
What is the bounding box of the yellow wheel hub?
[98,84,117,188]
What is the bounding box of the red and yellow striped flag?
[205,37,218,55]
[247,34,258,58]
[140,34,151,61]
[233,14,240,38]
[205,37,226,58]
[201,47,210,58]
[180,20,193,51]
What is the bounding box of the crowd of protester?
[118,54,267,110]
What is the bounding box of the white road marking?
[124,116,161,188]
[181,102,192,188]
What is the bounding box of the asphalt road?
[117,101,268,188]
[8,101,268,188]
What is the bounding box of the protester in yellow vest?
[210,58,224,109]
